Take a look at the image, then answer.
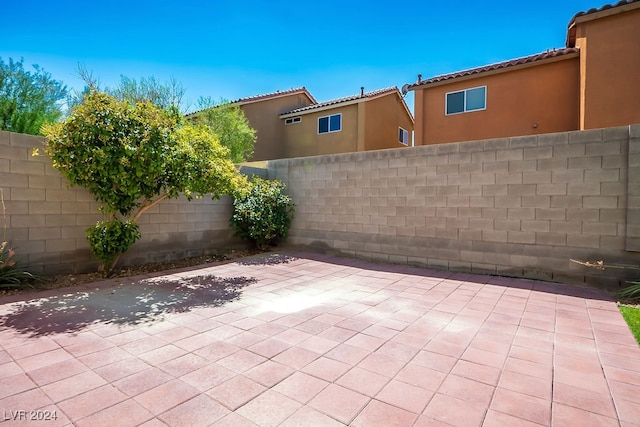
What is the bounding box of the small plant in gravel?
[571,258,640,346]
[230,177,295,250]
[571,259,640,302]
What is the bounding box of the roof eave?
[406,50,580,91]
[280,88,401,118]
[236,88,316,106]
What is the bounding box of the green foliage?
[0,189,38,288]
[0,57,67,135]
[617,282,640,303]
[194,97,256,163]
[43,90,246,274]
[112,75,186,113]
[619,305,640,345]
[230,178,294,249]
[44,91,178,216]
[67,67,186,116]
[0,241,38,289]
[86,220,141,268]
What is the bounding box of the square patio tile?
[133,379,199,415]
[375,379,435,414]
[236,390,302,427]
[336,366,390,397]
[309,384,370,425]
[302,357,351,382]
[351,399,418,427]
[206,375,266,410]
[422,393,486,427]
[490,387,551,425]
[158,394,230,426]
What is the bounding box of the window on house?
[285,117,301,125]
[399,127,409,145]
[318,113,341,134]
[446,86,486,115]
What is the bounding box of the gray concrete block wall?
[269,125,640,289]
[0,131,242,275]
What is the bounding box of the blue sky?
[2,0,601,113]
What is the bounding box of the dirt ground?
[1,249,261,297]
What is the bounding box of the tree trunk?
[104,194,170,277]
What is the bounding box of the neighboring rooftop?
[233,87,317,105]
[568,0,640,25]
[406,47,579,91]
[281,86,403,116]
[567,0,640,46]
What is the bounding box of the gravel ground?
[1,249,260,297]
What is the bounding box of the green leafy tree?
[42,90,246,275]
[194,97,256,163]
[67,66,187,115]
[0,57,67,135]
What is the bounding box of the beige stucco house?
[279,87,414,159]
[190,86,414,161]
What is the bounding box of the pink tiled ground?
[1,251,639,426]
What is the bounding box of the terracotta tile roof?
[185,87,316,117]
[406,48,579,91]
[568,0,640,26]
[281,86,400,115]
[234,87,316,104]
[566,0,640,46]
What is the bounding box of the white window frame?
[285,117,302,125]
[317,113,342,134]
[445,85,486,115]
[399,127,409,145]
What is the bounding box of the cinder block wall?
[269,125,640,288]
[0,131,242,275]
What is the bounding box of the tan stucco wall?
[416,58,580,145]
[364,94,414,150]
[575,7,640,129]
[282,105,359,158]
[241,93,314,161]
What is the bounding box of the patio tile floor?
[1,251,639,426]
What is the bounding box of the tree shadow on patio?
[0,274,256,337]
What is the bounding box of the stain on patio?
[0,251,639,426]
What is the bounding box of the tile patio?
[0,251,639,426]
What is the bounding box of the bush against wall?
[230,177,294,250]
[42,90,246,275]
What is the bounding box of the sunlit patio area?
[1,252,639,426]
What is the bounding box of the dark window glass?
[329,114,341,132]
[318,116,329,133]
[446,91,465,114]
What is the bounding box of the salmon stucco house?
[190,86,413,161]
[404,0,640,146]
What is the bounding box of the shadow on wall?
[0,274,256,337]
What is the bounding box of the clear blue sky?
[1,0,600,113]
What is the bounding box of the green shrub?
[230,178,294,250]
[617,281,640,303]
[0,241,38,289]
[86,219,141,272]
